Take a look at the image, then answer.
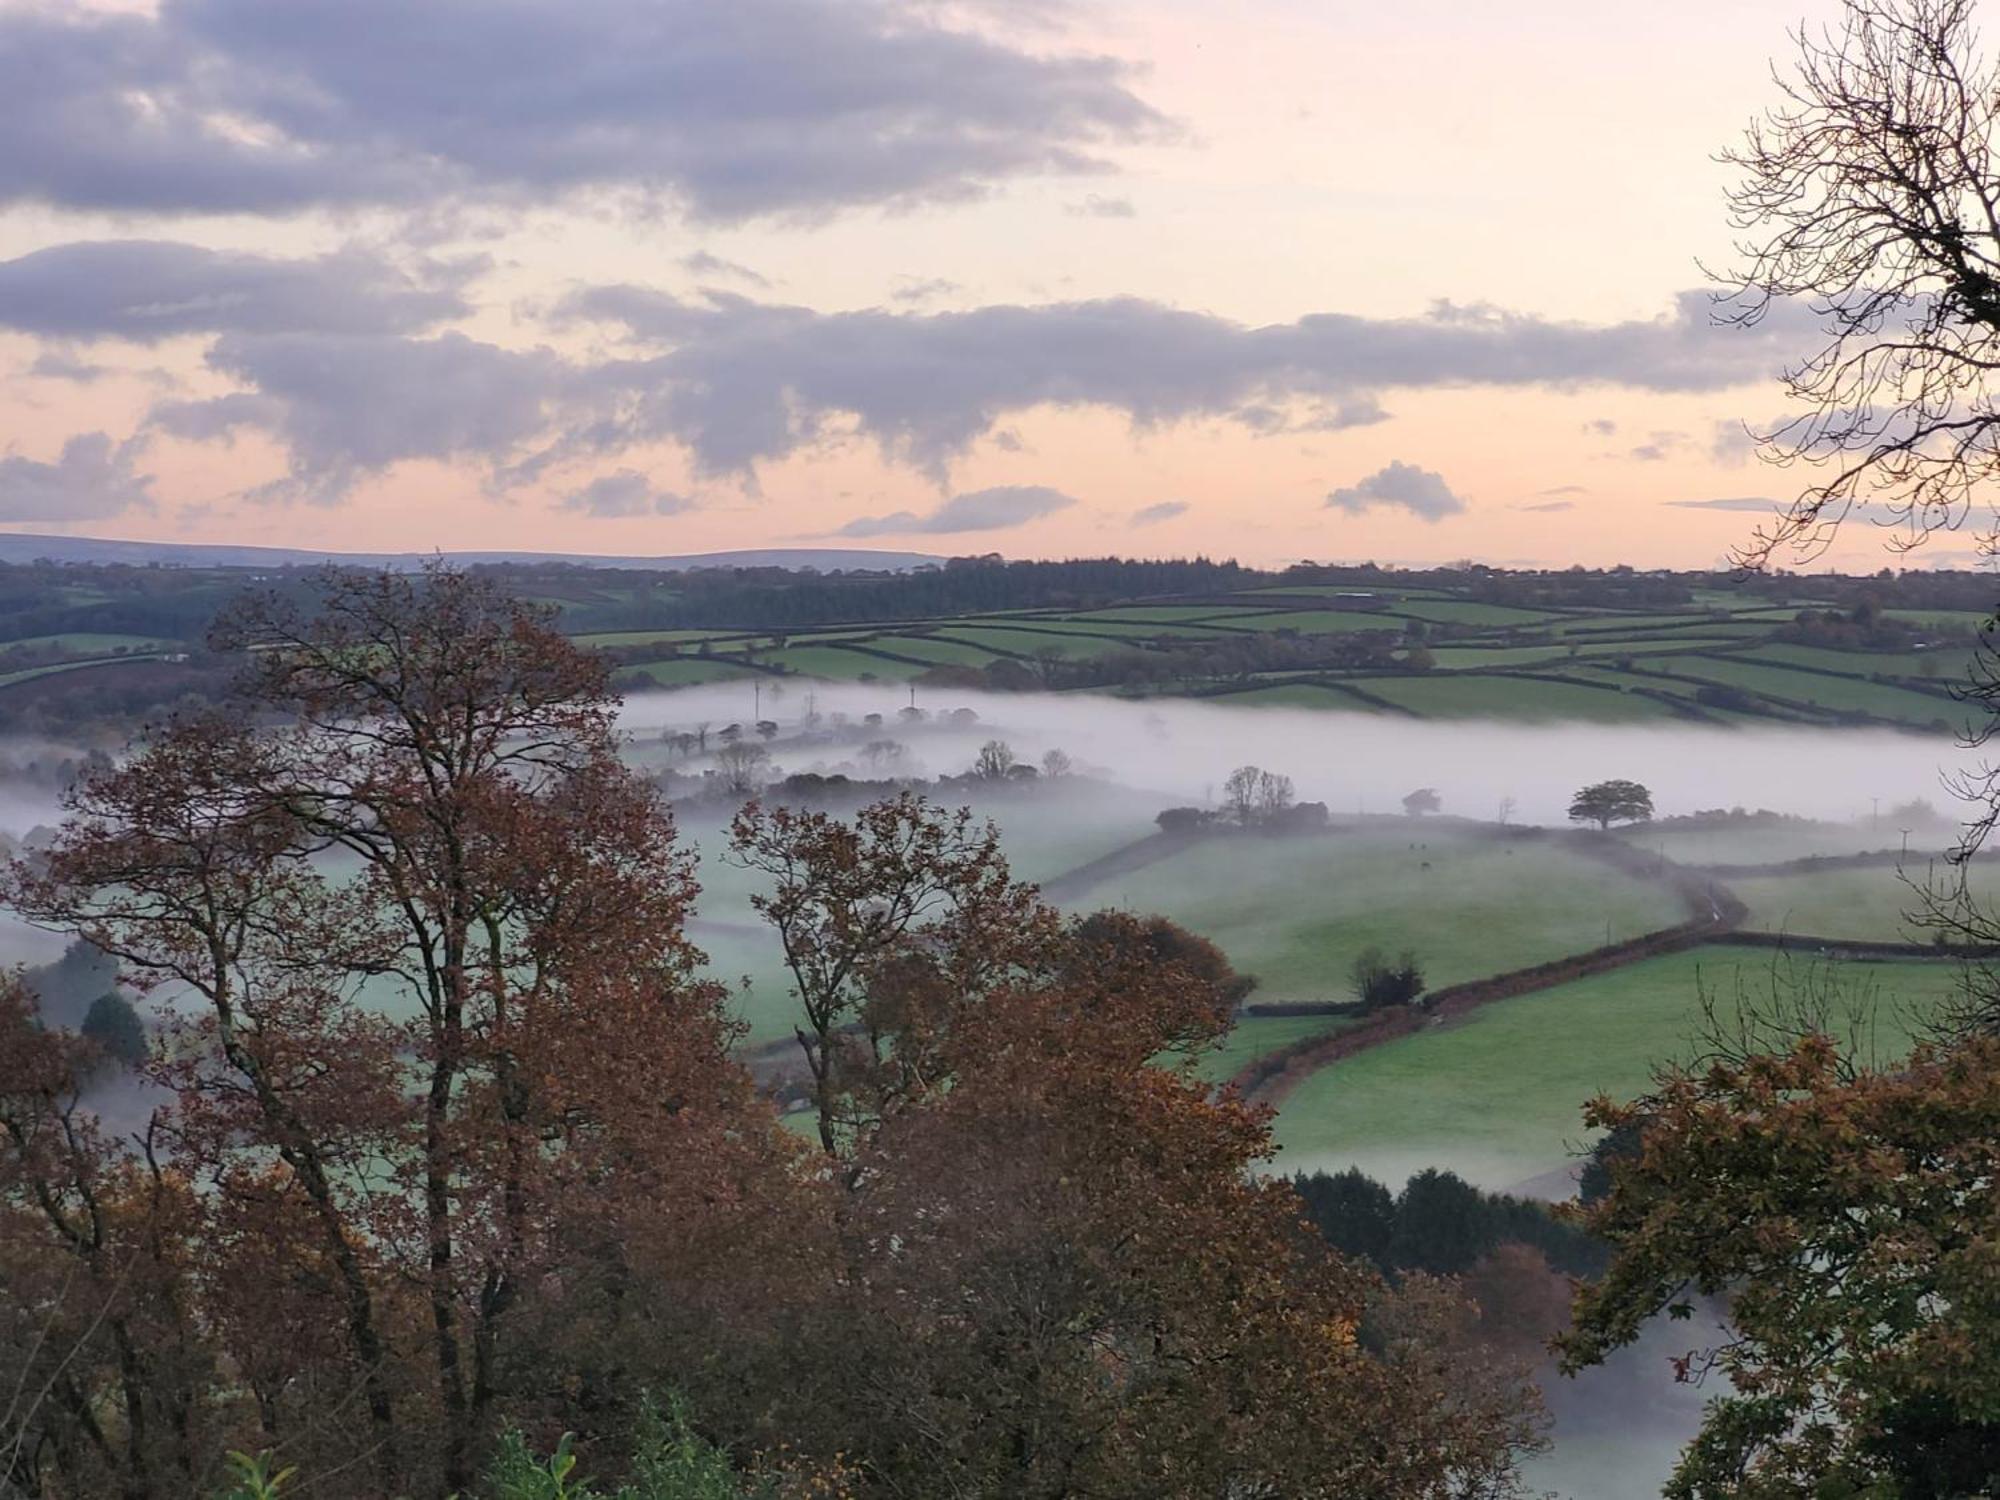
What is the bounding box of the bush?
[1350,947,1424,1010]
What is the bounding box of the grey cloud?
[1539,483,1588,496]
[0,0,1166,221]
[1711,419,1761,463]
[837,483,1074,535]
[1325,461,1466,522]
[1584,418,1617,436]
[890,277,963,304]
[559,286,1805,481]
[1515,499,1575,513]
[1627,429,1689,462]
[0,241,471,342]
[680,252,771,289]
[1662,496,1785,513]
[1131,500,1187,525]
[151,332,575,504]
[28,349,111,383]
[559,469,696,516]
[131,279,1816,505]
[0,433,153,520]
[1066,193,1135,217]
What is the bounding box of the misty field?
[1073,826,1688,1005]
[1271,950,1969,1192]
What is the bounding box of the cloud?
[837,483,1075,535]
[1131,500,1187,525]
[1066,193,1135,217]
[558,286,1806,481]
[1538,483,1588,496]
[0,0,1166,222]
[111,278,1814,506]
[1325,461,1466,522]
[1583,418,1618,436]
[679,251,771,289]
[558,469,696,516]
[0,433,153,520]
[0,241,473,344]
[1515,499,1575,513]
[150,332,575,504]
[1662,496,1785,512]
[1626,429,1689,462]
[890,277,963,304]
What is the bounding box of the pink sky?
[0,0,1935,569]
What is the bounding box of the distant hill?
[0,532,945,574]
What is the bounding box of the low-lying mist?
[621,682,1984,828]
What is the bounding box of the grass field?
[1731,859,2000,941]
[1074,828,1688,1007]
[624,658,757,686]
[1355,674,1680,722]
[1272,950,1970,1191]
[1637,655,1970,727]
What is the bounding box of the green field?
[1272,950,1969,1191]
[1732,860,2000,942]
[1636,654,1970,727]
[1072,829,1688,1007]
[624,658,757,686]
[1355,673,1679,722]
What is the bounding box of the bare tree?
[1040,748,1073,779]
[1722,0,2000,561]
[971,741,1016,781]
[715,740,771,796]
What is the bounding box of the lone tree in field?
[1568,779,1654,829]
[1402,787,1442,817]
[1720,0,2000,563]
[1223,765,1295,826]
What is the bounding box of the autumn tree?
[731,793,1543,1496]
[1567,778,1653,829]
[1562,1032,2000,1496]
[8,565,776,1497]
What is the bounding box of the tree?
[1223,765,1295,827]
[1350,946,1425,1010]
[79,990,146,1068]
[754,719,779,742]
[1562,1032,2000,1496]
[1402,787,1442,817]
[970,739,1015,780]
[7,566,778,1496]
[729,795,1542,1496]
[1038,747,1072,779]
[1720,0,2000,562]
[1223,765,1264,825]
[1568,778,1653,829]
[715,739,771,796]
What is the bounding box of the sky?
[0,0,1941,568]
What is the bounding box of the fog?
[622,682,1983,827]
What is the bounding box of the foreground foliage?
[1563,1033,2000,1497]
[0,565,1540,1499]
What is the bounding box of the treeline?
[547,555,1260,632]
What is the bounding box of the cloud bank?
[0,0,1165,222]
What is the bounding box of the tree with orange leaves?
[9,565,790,1498]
